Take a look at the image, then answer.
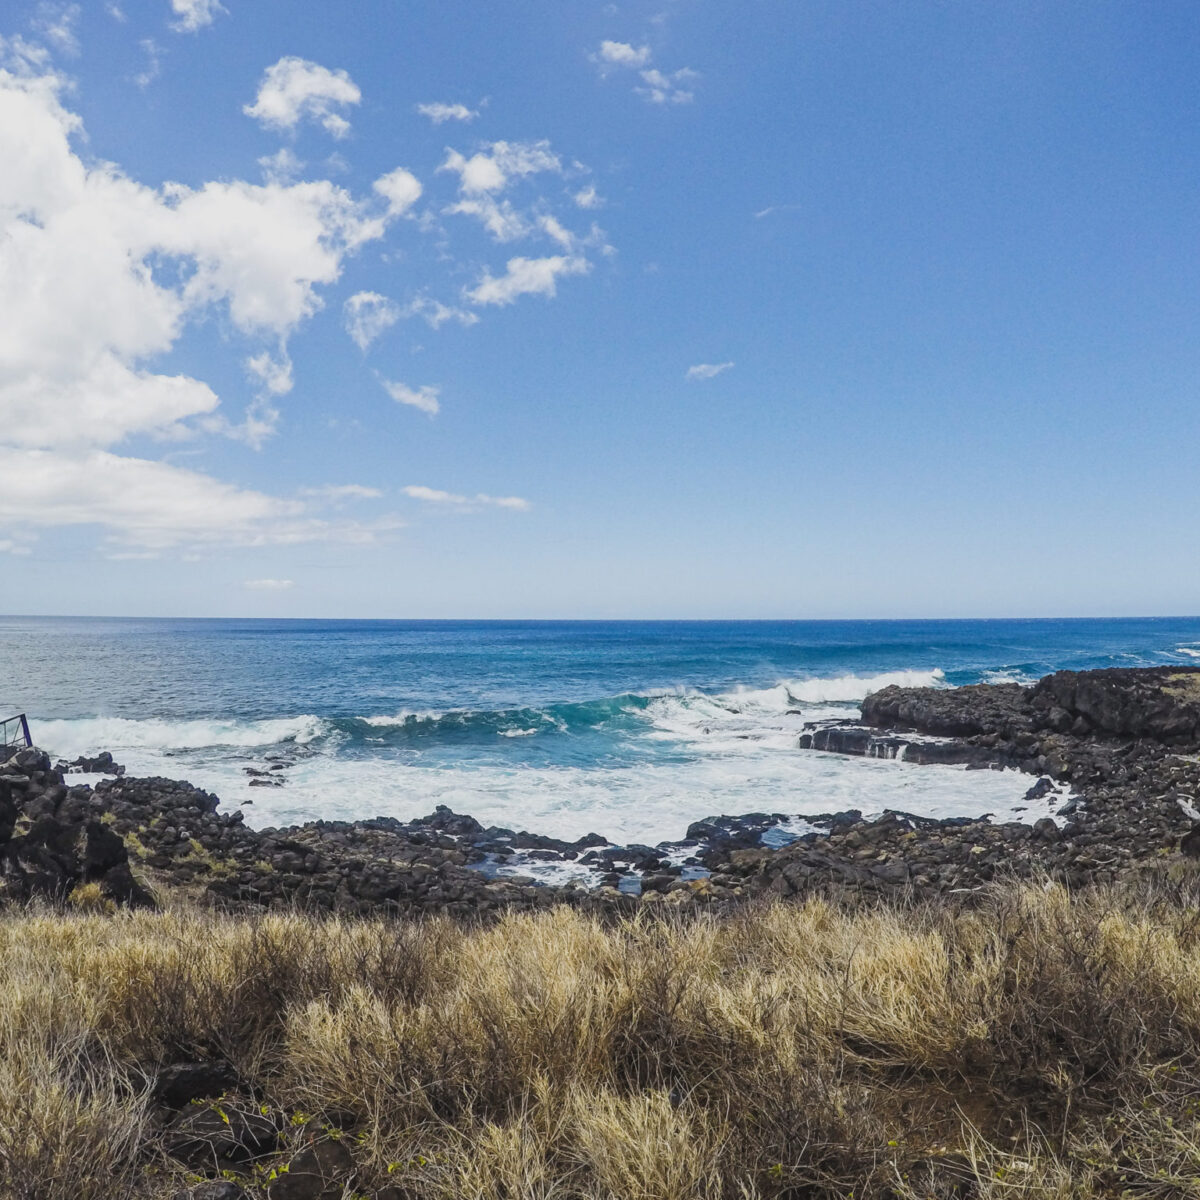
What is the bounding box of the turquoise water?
[3,617,1199,844]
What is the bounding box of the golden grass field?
[5,879,1200,1198]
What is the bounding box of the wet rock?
[56,751,124,775]
[1024,777,1056,801]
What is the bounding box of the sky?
[1,0,1200,618]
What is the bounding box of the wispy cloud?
[244,578,294,590]
[686,361,734,380]
[416,101,479,124]
[466,255,590,306]
[33,3,81,56]
[299,484,382,502]
[133,37,162,88]
[754,203,803,220]
[403,485,530,512]
[573,184,603,209]
[344,292,400,350]
[379,377,440,415]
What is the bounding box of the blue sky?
[1,0,1199,618]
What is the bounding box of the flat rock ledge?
[6,665,1200,916]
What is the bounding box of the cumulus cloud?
[686,361,734,380]
[573,184,602,209]
[593,39,698,104]
[0,64,408,550]
[380,378,440,415]
[438,139,561,195]
[466,255,590,306]
[416,101,478,124]
[244,578,294,590]
[170,0,225,33]
[594,40,651,70]
[373,166,422,215]
[344,291,400,350]
[243,57,361,138]
[402,485,529,511]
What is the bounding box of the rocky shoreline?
[6,664,1200,915]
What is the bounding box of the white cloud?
[466,255,590,306]
[0,448,404,550]
[416,101,478,124]
[0,538,33,555]
[380,378,440,415]
[592,40,698,104]
[34,4,81,56]
[133,37,162,89]
[106,4,127,21]
[439,140,561,195]
[636,67,697,105]
[170,0,225,33]
[445,194,530,242]
[243,57,361,138]
[753,203,803,220]
[573,184,602,209]
[686,361,734,380]
[245,578,294,590]
[403,485,530,511]
[403,293,479,329]
[259,146,303,183]
[299,484,382,502]
[373,166,422,215]
[594,40,651,70]
[344,291,400,350]
[245,349,293,395]
[0,63,408,551]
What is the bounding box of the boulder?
[267,1140,356,1200]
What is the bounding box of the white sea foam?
[31,665,1054,846]
[34,714,325,754]
[33,728,1053,848]
[721,669,946,709]
[360,710,446,727]
[981,669,1039,685]
[1179,647,1200,659]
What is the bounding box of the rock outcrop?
[9,666,1200,916]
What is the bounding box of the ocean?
[4,616,1200,847]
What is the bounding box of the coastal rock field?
[7,666,1200,1198]
[6,665,1200,915]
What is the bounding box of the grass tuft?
[3,881,1200,1196]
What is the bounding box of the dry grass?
[4,881,1200,1197]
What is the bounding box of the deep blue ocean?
[3,617,1199,852]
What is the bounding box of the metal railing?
[1,713,32,752]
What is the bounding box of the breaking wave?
[27,665,1056,845]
